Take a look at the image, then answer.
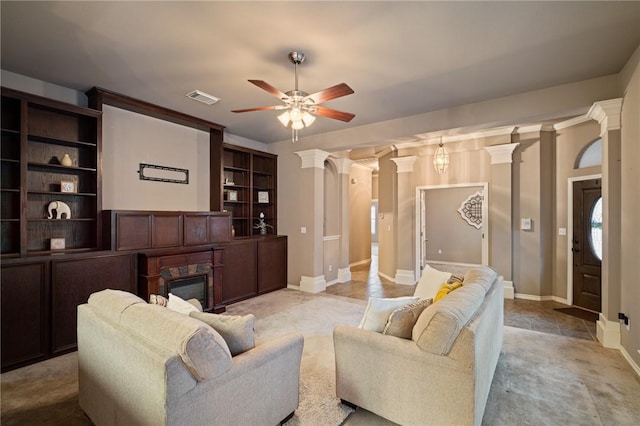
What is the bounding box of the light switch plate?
[521,218,532,231]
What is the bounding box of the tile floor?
[324,251,597,342]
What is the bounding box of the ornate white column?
[390,156,417,284]
[294,149,330,293]
[484,143,519,299]
[588,98,623,348]
[334,157,354,283]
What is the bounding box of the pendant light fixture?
[433,137,449,174]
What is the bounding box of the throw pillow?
[167,293,200,315]
[358,296,419,332]
[413,265,452,300]
[447,273,464,284]
[434,280,463,302]
[190,311,256,356]
[382,298,433,339]
[149,294,168,307]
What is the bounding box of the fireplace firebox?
[138,250,224,312]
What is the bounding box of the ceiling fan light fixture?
[302,111,316,127]
[277,111,291,127]
[291,119,304,130]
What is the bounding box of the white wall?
[102,105,210,211]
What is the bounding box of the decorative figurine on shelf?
[254,212,273,235]
[47,201,71,219]
[60,153,73,167]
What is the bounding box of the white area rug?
[226,290,367,426]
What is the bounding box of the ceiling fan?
[232,51,355,141]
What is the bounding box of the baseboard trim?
[620,345,640,378]
[299,275,327,293]
[287,284,300,290]
[503,280,514,299]
[325,278,339,287]
[597,313,621,349]
[337,267,351,283]
[513,293,569,305]
[394,269,415,285]
[378,271,395,283]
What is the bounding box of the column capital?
[587,98,622,133]
[333,157,354,175]
[295,149,331,169]
[484,143,519,164]
[390,156,417,173]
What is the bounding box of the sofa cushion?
[88,289,145,318]
[412,283,486,355]
[413,265,452,300]
[463,266,497,293]
[382,298,432,339]
[434,280,463,302]
[121,303,232,381]
[167,293,200,315]
[190,312,255,356]
[359,296,419,332]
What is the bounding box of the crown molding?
[587,98,622,132]
[484,143,519,164]
[390,156,418,173]
[295,149,331,169]
[332,157,354,174]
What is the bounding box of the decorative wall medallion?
[458,192,483,229]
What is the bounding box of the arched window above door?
[575,138,602,169]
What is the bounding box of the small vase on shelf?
[60,153,72,167]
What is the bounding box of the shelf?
[223,165,249,173]
[1,188,20,193]
[0,218,20,222]
[28,190,97,197]
[28,133,97,149]
[1,158,20,164]
[1,128,20,135]
[223,184,249,189]
[27,162,97,173]
[27,218,96,222]
[26,247,97,256]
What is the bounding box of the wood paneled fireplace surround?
[103,210,230,312]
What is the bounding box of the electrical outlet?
[329,265,332,272]
[438,249,442,255]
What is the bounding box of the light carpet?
[2,288,640,426]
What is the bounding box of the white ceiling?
[2,1,639,144]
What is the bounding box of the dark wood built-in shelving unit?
[1,87,101,257]
[1,87,287,373]
[221,143,277,238]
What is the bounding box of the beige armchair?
[78,289,303,426]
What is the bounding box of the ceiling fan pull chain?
[292,128,298,143]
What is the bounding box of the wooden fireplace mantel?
[102,210,231,252]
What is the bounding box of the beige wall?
[424,186,483,264]
[619,45,640,367]
[348,165,372,265]
[101,105,210,211]
[323,160,341,282]
[376,152,397,278]
[554,121,602,300]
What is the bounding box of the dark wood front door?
[572,179,602,312]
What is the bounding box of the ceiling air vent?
[186,90,220,105]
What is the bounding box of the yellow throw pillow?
[434,281,463,302]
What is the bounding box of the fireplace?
[167,274,208,307]
[138,250,224,312]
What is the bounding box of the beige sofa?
[334,266,503,426]
[78,290,304,426]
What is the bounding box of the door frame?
[566,173,602,306]
[415,182,489,280]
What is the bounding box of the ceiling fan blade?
[248,80,289,100]
[305,83,354,104]
[313,106,355,122]
[231,105,287,113]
